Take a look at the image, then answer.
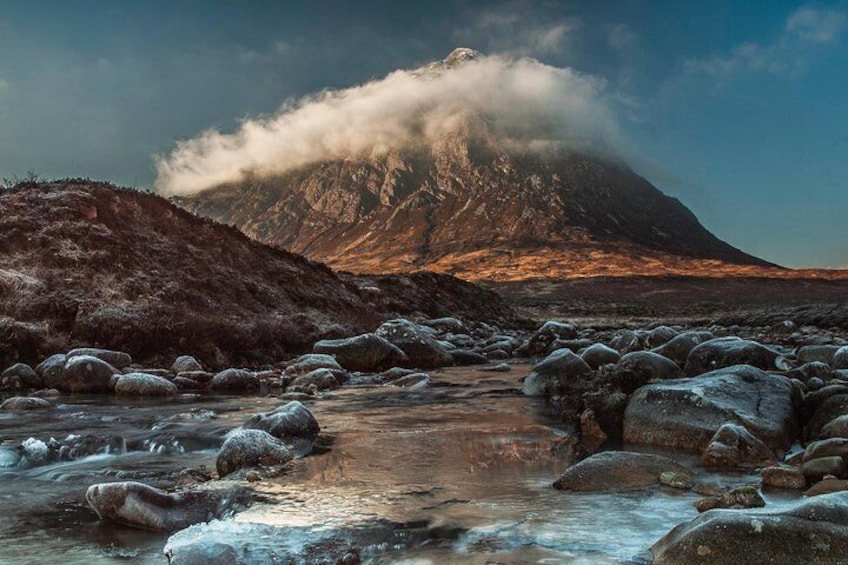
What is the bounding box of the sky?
[0,0,846,268]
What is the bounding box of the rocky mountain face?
[177,124,774,281]
[0,181,512,367]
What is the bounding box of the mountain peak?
[444,47,483,67]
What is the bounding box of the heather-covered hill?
[0,180,512,367]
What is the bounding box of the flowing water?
[0,365,800,564]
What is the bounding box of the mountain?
[0,180,512,367]
[174,49,777,282]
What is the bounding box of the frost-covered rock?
[172,355,203,374]
[522,348,592,397]
[684,337,780,376]
[0,396,52,411]
[284,354,342,375]
[580,343,621,369]
[114,373,178,396]
[210,369,258,393]
[62,355,119,393]
[242,401,320,456]
[67,347,132,369]
[216,429,292,477]
[375,319,455,369]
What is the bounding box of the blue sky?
[0,0,846,267]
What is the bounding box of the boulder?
[647,326,679,348]
[172,355,203,373]
[624,365,798,453]
[805,478,848,497]
[522,348,593,397]
[375,319,455,369]
[804,438,848,462]
[684,337,780,376]
[62,355,119,393]
[651,492,848,564]
[284,354,342,375]
[210,369,259,393]
[422,317,467,334]
[833,346,848,370]
[613,351,681,393]
[114,373,178,396]
[35,353,67,389]
[450,349,489,366]
[552,451,692,492]
[289,368,339,392]
[805,392,848,440]
[761,466,807,489]
[313,333,408,372]
[797,344,841,365]
[580,343,621,369]
[693,486,765,512]
[389,373,430,389]
[67,347,132,369]
[0,363,41,391]
[701,423,776,469]
[0,396,52,411]
[821,414,848,438]
[803,456,847,482]
[651,331,714,367]
[610,330,646,354]
[86,481,250,532]
[525,321,578,356]
[216,429,293,477]
[242,401,320,456]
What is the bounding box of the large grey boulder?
[701,422,777,469]
[35,353,67,389]
[580,343,621,369]
[172,355,203,374]
[522,348,592,397]
[114,373,178,396]
[651,492,848,564]
[216,429,292,477]
[210,369,258,393]
[613,351,682,393]
[284,354,342,375]
[797,345,841,365]
[624,365,798,453]
[62,355,119,393]
[0,363,41,391]
[832,346,848,370]
[684,337,780,376]
[86,481,250,532]
[313,333,408,372]
[242,401,320,456]
[552,451,692,492]
[375,319,455,369]
[651,331,714,367]
[67,347,132,369]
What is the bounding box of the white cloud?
[786,6,846,43]
[452,2,581,57]
[154,52,620,195]
[683,4,845,78]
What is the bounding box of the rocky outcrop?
[651,492,848,564]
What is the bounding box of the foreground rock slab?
[624,365,797,453]
[651,492,848,564]
[86,481,250,532]
[552,451,692,492]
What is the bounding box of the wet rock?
[651,492,848,564]
[803,456,847,482]
[485,349,509,360]
[578,409,607,453]
[525,321,578,356]
[35,353,66,388]
[522,348,592,397]
[172,355,203,373]
[450,349,489,366]
[684,337,780,376]
[804,477,848,496]
[313,333,408,372]
[833,346,848,369]
[0,363,41,391]
[582,389,629,444]
[610,330,646,354]
[210,369,258,393]
[624,365,798,453]
[804,391,848,440]
[375,319,455,369]
[67,347,132,369]
[797,344,841,365]
[478,363,511,372]
[242,401,320,455]
[284,354,342,375]
[761,466,807,489]
[289,368,339,392]
[659,471,693,489]
[648,326,679,348]
[552,451,692,492]
[0,448,21,468]
[785,361,832,384]
[0,396,51,411]
[651,331,714,368]
[390,373,430,389]
[580,343,621,369]
[62,355,119,393]
[701,423,777,469]
[613,351,681,393]
[21,437,50,463]
[86,481,250,531]
[694,486,765,512]
[216,429,292,477]
[804,438,848,462]
[821,414,848,438]
[114,373,178,396]
[174,376,203,391]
